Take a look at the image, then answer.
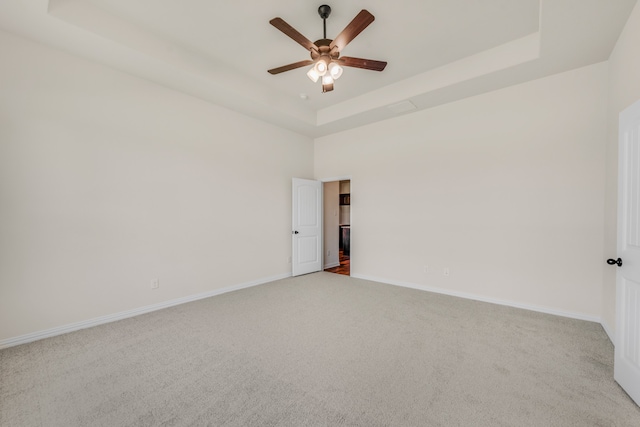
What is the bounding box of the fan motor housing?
[311,39,339,60]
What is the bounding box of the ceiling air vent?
[387,100,417,114]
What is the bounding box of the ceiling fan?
[268,5,387,93]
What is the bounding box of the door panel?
[621,278,640,364]
[615,99,640,406]
[292,178,322,276]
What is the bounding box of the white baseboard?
[324,261,340,269]
[3,272,611,350]
[0,272,291,350]
[600,320,615,346]
[351,273,602,324]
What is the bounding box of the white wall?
[315,63,609,319]
[339,181,351,194]
[602,1,640,339]
[5,6,637,344]
[0,31,313,342]
[323,181,340,268]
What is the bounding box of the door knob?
[293,230,299,234]
[607,258,623,267]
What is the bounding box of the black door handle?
[607,258,623,267]
[293,230,299,234]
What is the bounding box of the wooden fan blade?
[329,10,375,52]
[337,56,387,71]
[268,60,314,75]
[270,17,317,52]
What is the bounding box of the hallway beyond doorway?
[325,250,350,276]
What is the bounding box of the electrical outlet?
[443,268,450,277]
[328,250,331,257]
[424,265,429,273]
[151,279,159,289]
[287,256,292,264]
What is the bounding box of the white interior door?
[292,178,322,276]
[614,99,640,406]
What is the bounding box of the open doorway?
[323,180,350,276]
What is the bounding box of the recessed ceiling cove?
[0,0,635,137]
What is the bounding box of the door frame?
[320,175,352,273]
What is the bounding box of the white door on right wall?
[614,98,640,406]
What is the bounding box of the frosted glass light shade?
[322,75,334,85]
[307,68,320,82]
[328,62,343,79]
[314,58,328,76]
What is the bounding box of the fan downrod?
[318,5,331,39]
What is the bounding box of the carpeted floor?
[1,272,639,426]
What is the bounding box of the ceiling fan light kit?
[268,4,387,93]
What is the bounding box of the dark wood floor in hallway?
[325,250,350,276]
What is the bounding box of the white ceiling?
[0,0,637,137]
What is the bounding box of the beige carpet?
[1,272,639,426]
